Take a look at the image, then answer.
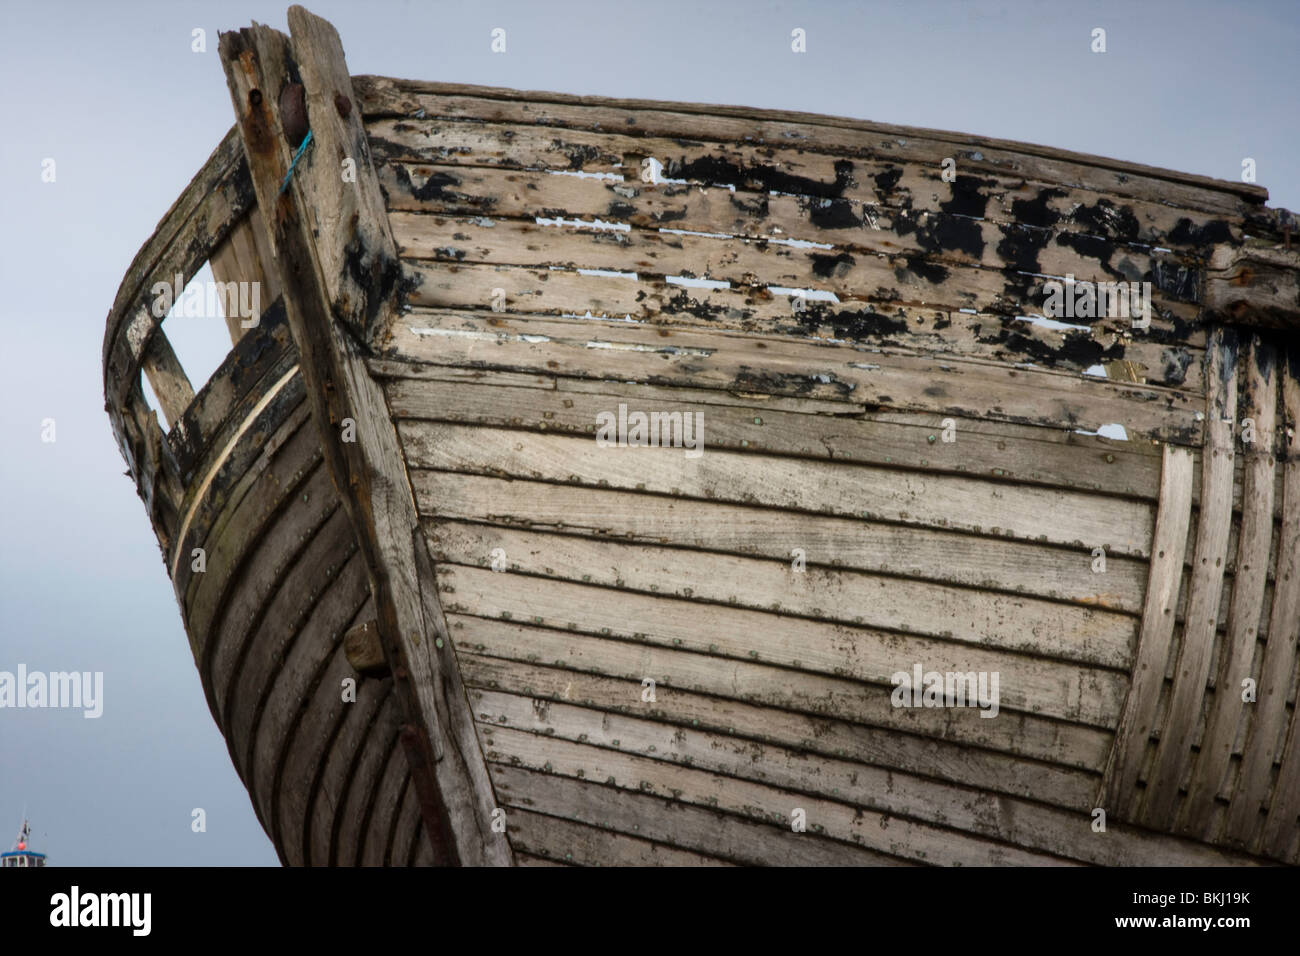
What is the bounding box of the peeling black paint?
[666,155,855,200]
[811,252,855,279]
[1011,188,1065,229]
[943,175,995,220]
[806,197,861,229]
[898,256,949,285]
[996,223,1050,274]
[1168,217,1234,248]
[1071,198,1139,242]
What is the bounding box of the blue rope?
[278,130,314,196]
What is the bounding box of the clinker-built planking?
[103,6,1300,865]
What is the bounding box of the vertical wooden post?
[218,7,512,866]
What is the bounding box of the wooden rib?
[1099,443,1195,818]
[361,744,410,867]
[431,520,1136,683]
[490,764,916,866]
[331,688,398,866]
[414,471,1148,613]
[389,775,421,865]
[140,334,196,431]
[1229,347,1300,848]
[273,592,372,866]
[386,308,1203,445]
[1142,328,1239,828]
[303,605,384,865]
[401,421,1153,558]
[461,649,1095,809]
[477,688,1257,866]
[355,77,1266,210]
[448,604,1110,771]
[242,539,365,821]
[1182,335,1278,836]
[384,372,1164,501]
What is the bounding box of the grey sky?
[1,0,1296,866]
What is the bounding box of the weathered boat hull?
[103,7,1300,865]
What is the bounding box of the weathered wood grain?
[446,603,1111,769]
[430,520,1137,680]
[1099,443,1195,819]
[460,649,1096,809]
[1182,336,1278,837]
[413,471,1148,612]
[489,764,916,866]
[1142,329,1239,828]
[504,807,732,866]
[385,308,1204,445]
[220,8,510,865]
[477,689,1258,866]
[1227,348,1300,850]
[400,422,1154,557]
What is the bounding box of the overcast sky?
[1,0,1296,866]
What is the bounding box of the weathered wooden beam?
[140,333,196,430]
[344,619,389,677]
[218,7,511,866]
[1205,245,1300,330]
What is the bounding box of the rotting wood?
[140,334,196,431]
[1182,335,1277,837]
[459,649,1095,808]
[399,422,1155,558]
[209,212,283,343]
[219,9,510,866]
[1099,443,1195,819]
[1225,347,1300,849]
[1142,328,1239,829]
[1205,246,1300,330]
[384,308,1205,445]
[353,76,1268,212]
[444,598,1111,769]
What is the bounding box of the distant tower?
[1,820,46,868]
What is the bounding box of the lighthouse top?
[1,820,46,868]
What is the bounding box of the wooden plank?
[491,764,917,866]
[1142,329,1239,829]
[220,10,510,866]
[1228,347,1300,849]
[390,775,423,866]
[385,372,1165,501]
[1182,336,1278,836]
[1098,444,1195,818]
[448,604,1111,770]
[505,808,733,866]
[461,651,1096,809]
[413,471,1148,612]
[355,77,1267,209]
[385,308,1204,445]
[430,520,1137,681]
[478,689,1257,866]
[140,334,196,431]
[400,422,1154,558]
[1205,246,1300,331]
[377,157,1206,335]
[484,725,1070,865]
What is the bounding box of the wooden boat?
[104,7,1300,866]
